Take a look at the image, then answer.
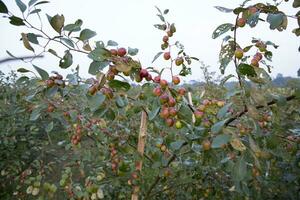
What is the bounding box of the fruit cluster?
[45,73,65,88]
[109,144,120,173]
[236,6,258,28]
[71,124,82,145]
[152,76,186,128]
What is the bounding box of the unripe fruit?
[161,42,168,50]
[168,97,176,107]
[163,52,171,60]
[117,48,127,57]
[160,79,168,89]
[178,88,186,96]
[202,99,211,106]
[175,57,184,66]
[254,52,263,61]
[165,118,174,127]
[153,76,161,83]
[217,100,225,107]
[139,69,149,78]
[202,140,211,151]
[198,105,206,111]
[160,107,170,119]
[167,30,173,37]
[175,120,183,129]
[194,110,204,120]
[160,145,167,152]
[251,58,259,67]
[172,76,180,85]
[203,120,211,128]
[123,71,130,76]
[153,87,162,96]
[169,107,177,117]
[237,18,246,27]
[162,36,169,43]
[234,48,244,59]
[110,49,118,56]
[159,93,169,104]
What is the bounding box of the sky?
[0,0,299,82]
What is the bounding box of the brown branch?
[0,55,44,64]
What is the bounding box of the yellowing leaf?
[21,33,34,52]
[230,138,246,151]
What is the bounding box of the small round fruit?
[167,30,173,37]
[110,49,118,56]
[47,105,55,113]
[165,118,174,127]
[145,73,152,81]
[169,107,177,117]
[139,69,149,78]
[194,110,204,120]
[175,57,184,66]
[172,76,180,85]
[234,48,244,59]
[203,120,211,128]
[217,100,225,107]
[254,52,263,61]
[160,107,170,119]
[160,145,167,152]
[153,87,162,97]
[45,79,55,87]
[153,76,161,83]
[159,93,169,104]
[202,140,211,151]
[251,58,259,67]
[163,52,171,60]
[168,97,176,107]
[117,48,127,57]
[162,36,169,43]
[237,18,246,27]
[161,42,169,50]
[175,120,183,129]
[178,88,186,96]
[160,79,168,89]
[248,6,258,14]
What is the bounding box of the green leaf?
[27,33,39,44]
[152,52,163,63]
[28,0,38,7]
[17,68,30,73]
[63,19,82,32]
[212,134,231,148]
[29,8,41,15]
[9,16,25,26]
[87,93,106,112]
[170,140,185,151]
[247,12,260,28]
[293,0,300,8]
[79,29,96,41]
[149,107,160,121]
[108,80,131,91]
[211,119,228,134]
[178,103,193,124]
[217,103,232,119]
[219,40,235,74]
[0,1,8,13]
[238,63,256,77]
[116,95,126,108]
[15,0,27,13]
[214,6,233,13]
[107,40,118,46]
[163,9,169,14]
[60,38,74,48]
[267,13,284,30]
[59,51,73,68]
[34,1,49,6]
[50,14,65,34]
[89,61,109,75]
[88,47,111,62]
[233,156,247,182]
[128,47,138,56]
[33,64,49,80]
[45,122,54,133]
[30,108,41,121]
[212,23,233,39]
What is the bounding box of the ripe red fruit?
[248,6,258,14]
[165,118,174,127]
[139,69,149,78]
[159,93,169,104]
[145,73,152,81]
[178,88,186,96]
[47,105,55,113]
[251,58,259,67]
[153,87,162,96]
[117,48,127,57]
[162,36,169,43]
[110,49,118,56]
[175,57,184,66]
[172,76,180,85]
[234,48,244,59]
[45,79,55,87]
[163,52,171,60]
[169,107,177,117]
[254,52,263,61]
[160,107,170,119]
[194,110,204,120]
[237,18,246,27]
[168,97,176,107]
[160,79,168,89]
[153,76,161,83]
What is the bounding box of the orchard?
[0,0,300,199]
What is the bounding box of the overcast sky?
[0,0,299,81]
